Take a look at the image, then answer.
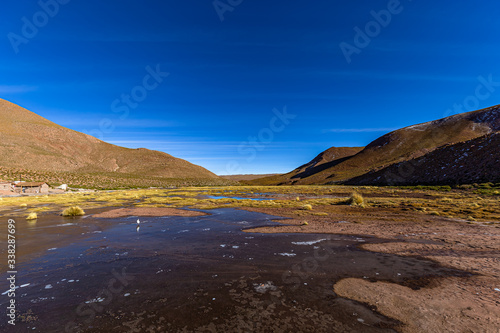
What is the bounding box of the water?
[207,195,274,201]
[0,208,468,332]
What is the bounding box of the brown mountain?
[346,132,500,185]
[219,174,280,182]
[251,104,500,185]
[251,147,363,185]
[0,99,222,187]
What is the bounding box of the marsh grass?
[62,206,85,217]
[301,204,313,210]
[346,192,365,206]
[0,185,498,222]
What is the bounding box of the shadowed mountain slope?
[250,104,500,185]
[346,132,500,185]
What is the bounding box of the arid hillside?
[346,132,500,185]
[251,147,363,185]
[219,174,279,182]
[0,99,224,187]
[251,104,500,185]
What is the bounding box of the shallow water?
[207,195,273,201]
[0,208,468,332]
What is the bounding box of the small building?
[15,182,50,194]
[0,181,13,192]
[57,184,68,191]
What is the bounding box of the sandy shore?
[242,205,500,333]
[93,207,208,218]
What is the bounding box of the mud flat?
[0,206,476,332]
[93,207,208,218]
[243,205,500,333]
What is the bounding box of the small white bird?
[137,219,140,225]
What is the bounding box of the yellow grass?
[62,206,85,216]
[301,204,313,210]
[347,192,364,206]
[0,185,498,222]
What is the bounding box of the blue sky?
[2,1,500,175]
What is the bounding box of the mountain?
[0,99,224,188]
[219,174,280,182]
[251,147,363,185]
[250,104,500,185]
[346,132,500,185]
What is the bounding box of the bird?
[137,218,140,225]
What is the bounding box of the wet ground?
[0,208,470,332]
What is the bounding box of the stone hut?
[0,181,13,191]
[15,182,50,194]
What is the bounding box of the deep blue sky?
[2,1,499,174]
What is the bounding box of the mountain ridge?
[0,99,225,187]
[250,104,500,186]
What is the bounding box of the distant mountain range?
[251,105,500,186]
[219,174,279,182]
[0,99,227,188]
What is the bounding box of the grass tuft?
[301,204,313,210]
[62,206,85,217]
[347,192,364,206]
[26,212,37,220]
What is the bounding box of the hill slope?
[251,104,500,185]
[346,132,500,185]
[250,147,363,185]
[0,99,222,187]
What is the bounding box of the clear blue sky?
[1,1,499,174]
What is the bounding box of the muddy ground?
[0,187,499,332]
[243,205,500,333]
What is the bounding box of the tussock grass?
[0,185,499,222]
[26,212,37,220]
[347,192,364,206]
[62,206,85,217]
[301,204,313,210]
